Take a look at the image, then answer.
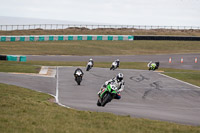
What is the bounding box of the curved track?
[57,67,200,125]
[0,53,200,125]
[0,67,200,125]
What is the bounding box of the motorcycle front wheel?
[86,66,90,71]
[101,92,112,107]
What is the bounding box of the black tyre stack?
[0,55,7,60]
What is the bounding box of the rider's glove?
[105,81,109,85]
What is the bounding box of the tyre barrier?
[134,36,200,41]
[0,55,7,60]
[0,35,134,41]
[0,55,26,62]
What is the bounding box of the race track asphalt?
[0,67,200,125]
[0,53,200,125]
[0,72,56,95]
[57,67,200,125]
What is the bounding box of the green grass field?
[0,41,200,55]
[1,83,200,133]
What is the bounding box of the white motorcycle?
[86,61,93,71]
[110,61,118,70]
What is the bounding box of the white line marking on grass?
[158,73,200,89]
[56,66,71,108]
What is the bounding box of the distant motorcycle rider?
[115,59,120,68]
[88,58,94,67]
[110,59,120,70]
[74,68,84,80]
[98,73,125,99]
[147,61,159,71]
[86,58,94,71]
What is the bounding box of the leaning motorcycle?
[148,61,160,71]
[75,71,83,85]
[97,83,118,107]
[110,61,118,70]
[86,62,93,71]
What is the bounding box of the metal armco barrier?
[0,35,134,41]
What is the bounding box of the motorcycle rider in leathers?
[147,61,159,71]
[88,58,94,67]
[74,68,84,80]
[115,59,120,68]
[98,73,125,99]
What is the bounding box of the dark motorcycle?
[74,71,83,85]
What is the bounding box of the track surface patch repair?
[57,67,200,125]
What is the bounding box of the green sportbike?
[97,83,118,107]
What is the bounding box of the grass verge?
[0,83,200,133]
[1,29,200,36]
[163,73,200,87]
[0,41,200,55]
[0,61,40,73]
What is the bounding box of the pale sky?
[0,0,199,26]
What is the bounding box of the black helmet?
[117,73,123,82]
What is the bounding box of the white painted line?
[55,66,71,108]
[158,73,200,89]
[55,66,59,103]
